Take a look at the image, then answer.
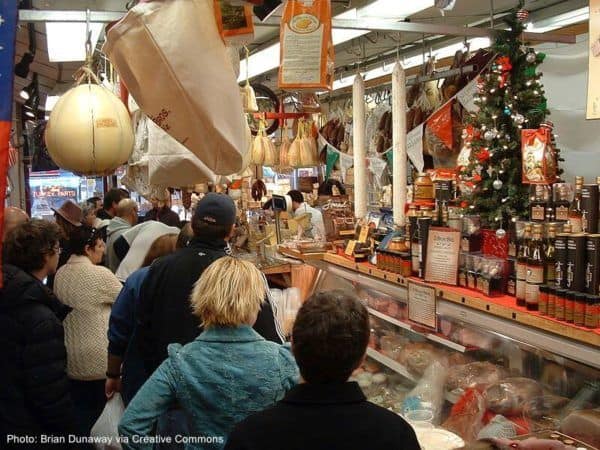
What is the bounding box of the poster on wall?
[587,0,600,119]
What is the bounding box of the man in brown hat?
[47,200,83,289]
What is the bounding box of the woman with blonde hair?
[119,257,298,449]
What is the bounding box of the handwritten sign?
[406,123,424,172]
[425,227,461,285]
[457,78,480,113]
[408,281,437,330]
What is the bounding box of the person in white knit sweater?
[54,225,123,435]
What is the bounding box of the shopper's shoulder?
[362,402,415,432]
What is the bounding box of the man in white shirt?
[287,190,326,241]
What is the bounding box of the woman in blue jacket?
[118,257,299,450]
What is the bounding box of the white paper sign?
[408,281,437,330]
[457,78,479,113]
[406,124,425,172]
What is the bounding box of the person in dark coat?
[0,219,78,447]
[143,190,181,228]
[137,193,284,377]
[225,290,420,450]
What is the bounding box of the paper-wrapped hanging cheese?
[46,82,134,176]
[263,136,278,167]
[288,129,301,168]
[279,129,291,169]
[299,121,315,167]
[240,82,258,113]
[278,0,334,91]
[103,0,247,175]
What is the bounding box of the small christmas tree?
[459,1,562,226]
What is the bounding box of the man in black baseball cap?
[134,193,284,379]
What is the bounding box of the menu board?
[408,281,437,330]
[425,227,461,285]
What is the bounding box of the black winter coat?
[0,264,78,445]
[137,238,284,375]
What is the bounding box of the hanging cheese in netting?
[45,68,134,176]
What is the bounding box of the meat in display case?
[310,261,600,448]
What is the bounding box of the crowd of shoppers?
[0,190,421,450]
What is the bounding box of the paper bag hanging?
[214,0,255,45]
[278,0,334,91]
[103,0,248,175]
[521,128,557,184]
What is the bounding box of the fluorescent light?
[46,22,103,62]
[527,7,589,33]
[359,0,435,19]
[19,89,30,100]
[240,2,433,82]
[25,110,35,118]
[331,37,491,90]
[45,96,60,112]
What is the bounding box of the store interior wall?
[539,34,600,182]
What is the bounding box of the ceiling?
[14,0,589,114]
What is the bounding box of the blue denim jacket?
[119,326,299,450]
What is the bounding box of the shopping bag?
[147,117,217,186]
[103,0,248,175]
[90,394,125,450]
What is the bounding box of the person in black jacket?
[0,219,78,447]
[137,193,284,377]
[225,290,420,450]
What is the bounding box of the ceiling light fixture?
[358,0,435,19]
[14,52,35,79]
[527,7,589,33]
[19,73,39,101]
[46,22,104,62]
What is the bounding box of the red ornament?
[476,149,490,162]
[516,9,529,22]
[473,174,482,183]
[495,56,513,72]
[460,201,469,208]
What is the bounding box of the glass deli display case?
[309,260,600,447]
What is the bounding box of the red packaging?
[482,229,509,259]
[521,128,558,185]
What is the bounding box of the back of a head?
[142,234,178,267]
[104,188,129,211]
[4,219,62,273]
[69,226,102,255]
[3,207,29,238]
[176,222,194,249]
[191,193,236,241]
[292,290,370,384]
[287,190,304,204]
[116,198,137,218]
[190,256,266,328]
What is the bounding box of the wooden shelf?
[278,250,600,349]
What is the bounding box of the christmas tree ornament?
[493,178,503,190]
[496,228,507,239]
[504,107,511,115]
[526,51,537,63]
[516,9,529,21]
[484,130,496,141]
[513,113,525,124]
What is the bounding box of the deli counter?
[289,252,600,447]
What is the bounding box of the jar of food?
[420,205,435,220]
[399,252,412,277]
[388,237,408,252]
[414,172,434,201]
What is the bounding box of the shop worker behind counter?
[137,193,284,376]
[287,190,326,241]
[225,290,420,450]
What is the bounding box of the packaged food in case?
[484,377,544,416]
[446,361,509,392]
[560,409,600,448]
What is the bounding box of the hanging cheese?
[241,82,258,113]
[251,122,267,165]
[299,121,314,167]
[279,130,291,168]
[288,128,301,168]
[263,136,278,167]
[46,83,134,176]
